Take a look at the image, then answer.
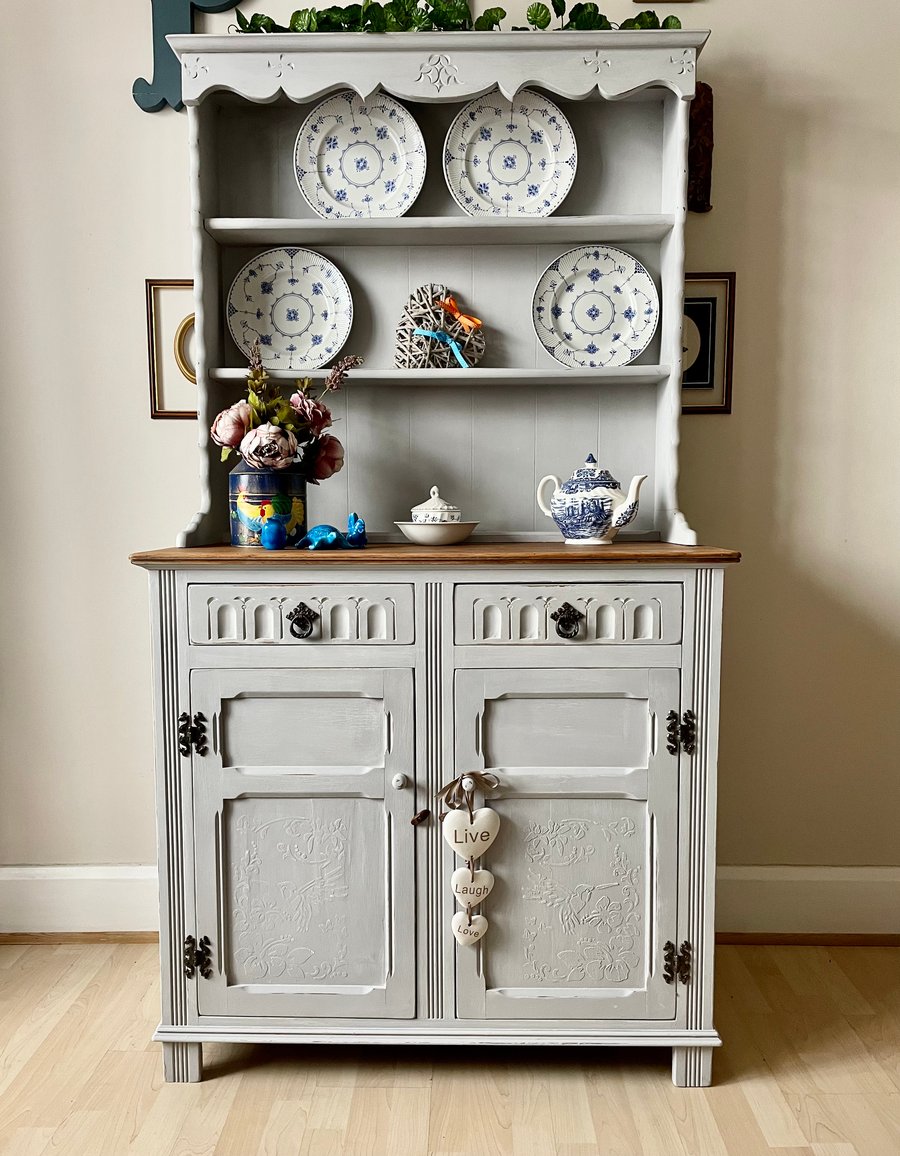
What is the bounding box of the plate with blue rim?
[532,245,660,368]
[294,89,427,219]
[443,89,577,217]
[226,247,353,371]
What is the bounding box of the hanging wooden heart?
[451,866,495,910]
[442,808,500,860]
[451,911,489,946]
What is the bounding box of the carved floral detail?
[583,51,612,74]
[416,53,459,92]
[266,54,294,79]
[183,56,208,81]
[520,817,642,985]
[670,51,695,76]
[232,814,349,981]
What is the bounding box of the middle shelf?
[205,215,677,248]
[208,366,672,387]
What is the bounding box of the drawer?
[454,583,682,645]
[188,584,414,644]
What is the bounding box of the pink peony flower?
[210,400,251,448]
[312,435,344,481]
[289,390,333,437]
[239,422,298,470]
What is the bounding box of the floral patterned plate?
[443,90,577,217]
[294,89,427,219]
[532,245,660,369]
[226,247,353,371]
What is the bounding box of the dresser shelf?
[208,365,672,387]
[205,215,677,248]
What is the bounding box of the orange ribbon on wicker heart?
[435,295,482,334]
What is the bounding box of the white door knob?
[391,773,408,790]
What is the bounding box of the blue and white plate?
[443,90,577,218]
[294,90,426,219]
[532,245,660,368]
[226,247,353,371]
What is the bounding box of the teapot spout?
[608,474,648,534]
[625,474,648,509]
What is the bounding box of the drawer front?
[454,583,682,645]
[188,584,414,645]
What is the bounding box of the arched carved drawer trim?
[188,584,413,644]
[455,584,682,645]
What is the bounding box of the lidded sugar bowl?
[410,485,462,524]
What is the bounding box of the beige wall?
[1,0,897,872]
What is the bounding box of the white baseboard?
[1,864,897,936]
[0,866,158,932]
[715,866,900,935]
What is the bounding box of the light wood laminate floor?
[0,944,898,1155]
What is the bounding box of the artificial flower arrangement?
[210,343,362,481]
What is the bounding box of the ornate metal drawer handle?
[287,602,319,639]
[550,601,585,639]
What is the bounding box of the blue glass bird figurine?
[295,513,367,550]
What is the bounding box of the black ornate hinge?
[550,601,585,639]
[183,934,213,980]
[287,601,319,639]
[177,712,207,756]
[663,939,692,984]
[665,710,697,756]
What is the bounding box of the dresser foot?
[672,1045,713,1087]
[162,1041,203,1083]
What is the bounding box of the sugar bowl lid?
[411,485,460,516]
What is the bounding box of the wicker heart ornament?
[442,807,500,860]
[395,283,486,370]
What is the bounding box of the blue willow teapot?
[537,455,648,545]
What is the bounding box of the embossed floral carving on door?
[190,666,415,1019]
[454,666,680,1021]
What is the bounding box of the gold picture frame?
[146,278,198,419]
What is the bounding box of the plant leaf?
[290,8,319,30]
[220,447,232,463]
[473,5,505,29]
[551,0,566,16]
[527,2,551,28]
[235,8,250,31]
[661,14,681,29]
[363,0,388,31]
[429,0,472,30]
[633,9,660,28]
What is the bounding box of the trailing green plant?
[234,2,681,34]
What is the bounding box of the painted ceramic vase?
[536,454,648,545]
[229,462,307,548]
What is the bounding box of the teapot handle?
[536,475,560,518]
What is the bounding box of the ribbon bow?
[436,771,500,820]
[413,327,469,369]
[435,296,482,335]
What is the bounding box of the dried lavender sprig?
[323,355,364,392]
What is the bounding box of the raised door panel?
[191,667,414,1018]
[454,667,679,1021]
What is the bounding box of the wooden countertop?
[130,542,741,569]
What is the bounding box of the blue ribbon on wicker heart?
[413,327,469,369]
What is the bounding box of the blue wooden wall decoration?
[134,0,242,113]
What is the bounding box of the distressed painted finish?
[157,35,708,546]
[168,32,708,106]
[141,559,729,1087]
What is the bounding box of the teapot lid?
[411,485,460,515]
[560,454,620,494]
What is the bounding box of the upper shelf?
[208,366,671,387]
[205,215,676,248]
[168,30,709,106]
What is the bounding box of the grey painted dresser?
[132,543,739,1086]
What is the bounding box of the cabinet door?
[191,667,414,1018]
[454,667,679,1021]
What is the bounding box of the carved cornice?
[167,31,709,105]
